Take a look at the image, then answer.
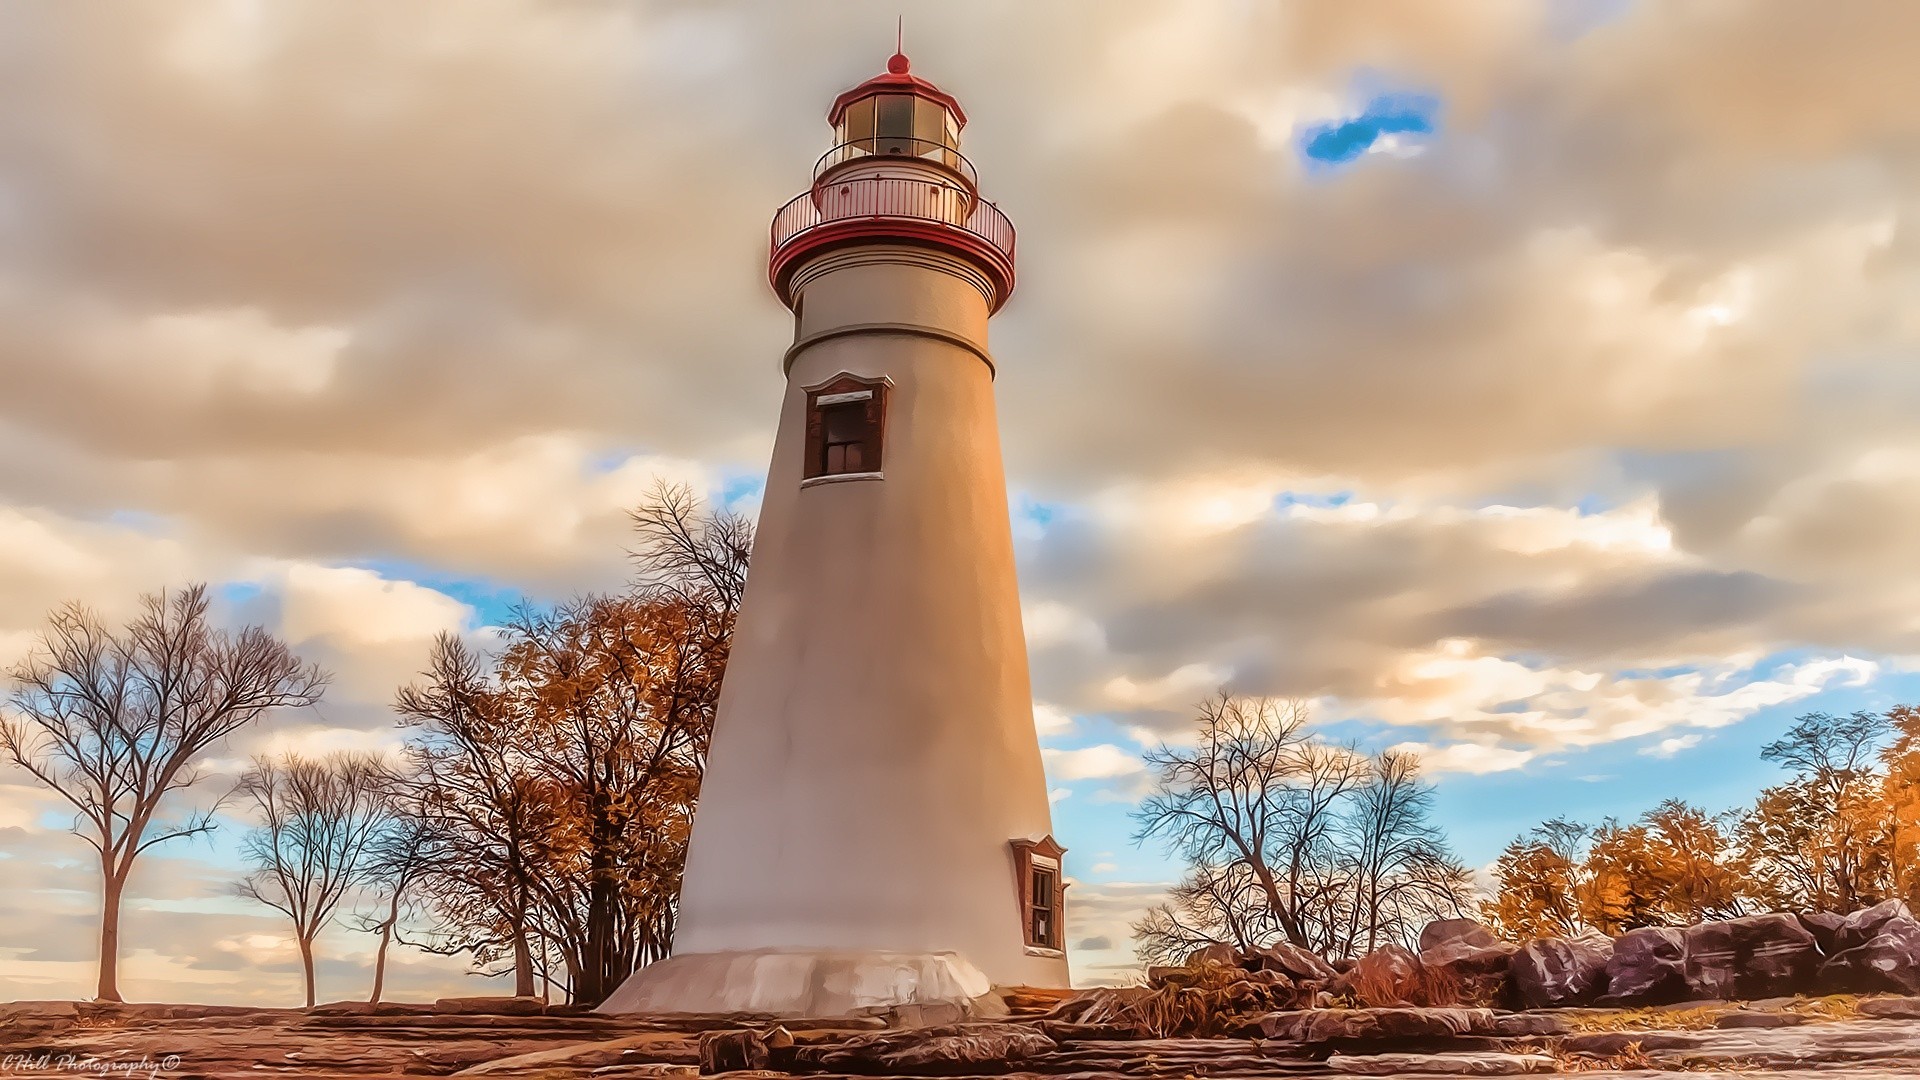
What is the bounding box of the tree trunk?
[299,934,318,1008]
[368,893,400,1005]
[97,868,125,1002]
[511,920,536,997]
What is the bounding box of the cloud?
[1644,734,1704,759]
[1043,745,1147,782]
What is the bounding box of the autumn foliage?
[1487,707,1920,938]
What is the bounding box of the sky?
[3,0,1920,1002]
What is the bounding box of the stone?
[1327,1051,1556,1075]
[1559,1030,1706,1057]
[1343,944,1425,1007]
[810,1022,1054,1073]
[1683,914,1820,1000]
[1714,1010,1806,1028]
[433,996,547,1016]
[1182,942,1240,968]
[1858,996,1920,1019]
[1258,1006,1496,1044]
[1246,941,1339,982]
[1485,1012,1568,1036]
[1820,916,1920,993]
[0,1000,80,1019]
[1421,941,1518,1008]
[1799,911,1848,954]
[1600,926,1690,1005]
[1509,935,1611,1008]
[1835,899,1914,953]
[1420,919,1501,954]
[699,1030,770,1074]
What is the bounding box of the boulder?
[811,1023,1055,1074]
[1599,926,1689,1006]
[1419,919,1500,953]
[1798,911,1847,954]
[1420,941,1517,1008]
[1819,914,1920,993]
[699,1030,770,1073]
[1509,935,1611,1008]
[1343,944,1425,1007]
[1246,941,1339,983]
[1327,1051,1556,1075]
[1835,899,1914,953]
[1683,914,1820,1000]
[1182,942,1241,969]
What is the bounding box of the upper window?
[804,375,887,482]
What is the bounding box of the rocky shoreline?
[11,908,1920,1080]
[6,992,1920,1078]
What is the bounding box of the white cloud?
[1043,744,1147,782]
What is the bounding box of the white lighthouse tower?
[600,53,1068,1018]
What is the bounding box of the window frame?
[1009,835,1069,954]
[802,373,888,484]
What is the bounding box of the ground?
[7,994,1920,1079]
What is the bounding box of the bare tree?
[1340,751,1471,954]
[0,585,326,1001]
[234,752,394,1007]
[352,789,442,1004]
[1134,696,1369,952]
[1134,695,1471,961]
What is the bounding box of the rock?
[1799,911,1848,954]
[1559,1031,1706,1057]
[1182,942,1241,968]
[459,1034,702,1075]
[1259,1006,1496,1044]
[1327,1051,1556,1075]
[1510,936,1611,1008]
[1820,916,1920,993]
[1421,941,1518,1008]
[0,1000,80,1019]
[1683,914,1820,1000]
[700,1030,769,1073]
[1420,919,1501,953]
[1485,1012,1568,1036]
[811,1022,1054,1074]
[1836,899,1914,953]
[1600,926,1690,1005]
[1858,996,1920,1019]
[433,996,547,1016]
[1714,1010,1806,1028]
[1344,944,1426,1007]
[1246,941,1339,982]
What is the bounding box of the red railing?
[771,177,1015,266]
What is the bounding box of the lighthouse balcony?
[769,172,1016,311]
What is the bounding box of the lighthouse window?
[822,402,866,473]
[803,376,887,482]
[1010,836,1068,953]
[1028,866,1060,949]
[876,94,915,154]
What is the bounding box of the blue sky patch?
[1298,92,1440,166]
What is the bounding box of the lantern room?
[821,52,972,184]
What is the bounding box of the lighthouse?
[599,53,1068,1017]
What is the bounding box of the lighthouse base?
[595,948,1003,1020]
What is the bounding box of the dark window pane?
[876,95,913,153]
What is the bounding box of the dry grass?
[1347,955,1462,1008]
[1563,1004,1732,1033]
[1069,962,1293,1038]
[1549,1038,1657,1073]
[1781,993,1864,1022]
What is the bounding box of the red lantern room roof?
[827,52,968,129]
